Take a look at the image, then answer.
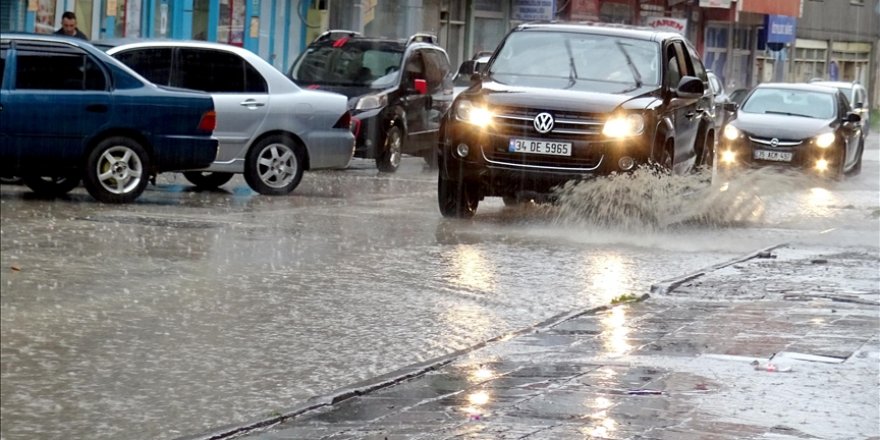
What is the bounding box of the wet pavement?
[1,134,878,440]
[234,246,880,440]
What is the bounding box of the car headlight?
[814,132,835,148]
[455,100,493,127]
[602,114,645,138]
[723,124,740,141]
[354,94,387,111]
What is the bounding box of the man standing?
[55,11,89,40]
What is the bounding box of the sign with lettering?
[765,14,796,43]
[513,0,556,21]
[699,0,732,8]
[644,16,688,35]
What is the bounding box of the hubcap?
[96,146,142,195]
[256,143,297,188]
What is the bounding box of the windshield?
[290,42,403,88]
[488,31,660,87]
[741,88,836,119]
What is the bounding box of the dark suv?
[438,23,714,218]
[289,31,453,172]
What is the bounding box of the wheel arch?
[652,117,675,160]
[84,129,155,172]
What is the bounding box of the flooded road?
[2,135,878,439]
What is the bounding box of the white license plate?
[753,150,793,162]
[508,139,572,156]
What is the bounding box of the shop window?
[219,0,245,45]
[34,0,57,34]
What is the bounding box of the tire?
[183,171,235,189]
[438,174,479,218]
[648,142,673,175]
[244,135,305,195]
[83,137,150,204]
[22,173,80,197]
[376,126,403,173]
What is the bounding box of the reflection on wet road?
[2,138,878,440]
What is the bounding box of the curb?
[179,244,784,440]
[649,242,788,295]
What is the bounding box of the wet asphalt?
[1,133,878,440]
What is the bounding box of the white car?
[101,40,355,195]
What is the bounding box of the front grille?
[492,106,603,139]
[748,136,804,148]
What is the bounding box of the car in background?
[809,80,870,137]
[288,31,453,172]
[707,70,734,129]
[437,23,714,218]
[719,83,864,178]
[453,53,491,97]
[728,87,750,106]
[0,34,218,203]
[103,40,354,195]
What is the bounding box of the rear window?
[290,41,404,88]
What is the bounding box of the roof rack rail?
[313,29,361,43]
[407,33,437,45]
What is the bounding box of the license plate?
[753,150,793,162]
[508,139,572,156]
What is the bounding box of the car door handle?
[685,111,696,119]
[240,100,265,108]
[86,104,108,113]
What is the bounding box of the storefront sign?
[699,0,732,8]
[513,0,556,21]
[569,0,598,20]
[106,0,117,17]
[765,14,796,43]
[644,16,687,35]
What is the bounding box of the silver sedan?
[103,40,355,195]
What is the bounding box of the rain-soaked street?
[2,134,878,440]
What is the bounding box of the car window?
[290,41,404,88]
[855,88,866,107]
[685,43,707,82]
[422,49,448,93]
[113,48,173,86]
[665,44,681,89]
[742,88,835,119]
[14,42,106,91]
[489,31,660,87]
[174,48,267,93]
[0,41,8,88]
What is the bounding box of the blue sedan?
[0,34,218,203]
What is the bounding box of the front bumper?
[351,108,385,159]
[440,119,652,196]
[717,137,841,175]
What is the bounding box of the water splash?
[553,166,816,230]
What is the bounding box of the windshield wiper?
[615,41,642,89]
[564,38,578,89]
[764,110,815,118]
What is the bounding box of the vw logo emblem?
[533,112,554,134]
[770,138,779,147]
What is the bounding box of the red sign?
[740,0,799,17]
[570,0,599,20]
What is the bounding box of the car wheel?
[22,173,80,197]
[244,135,305,196]
[438,174,479,218]
[376,126,403,173]
[183,171,235,189]
[648,142,673,175]
[83,137,150,204]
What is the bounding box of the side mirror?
[414,78,427,95]
[676,76,704,100]
[470,71,482,84]
[723,102,738,113]
[845,112,861,123]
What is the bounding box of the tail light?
[350,117,361,138]
[198,111,216,132]
[334,111,352,130]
